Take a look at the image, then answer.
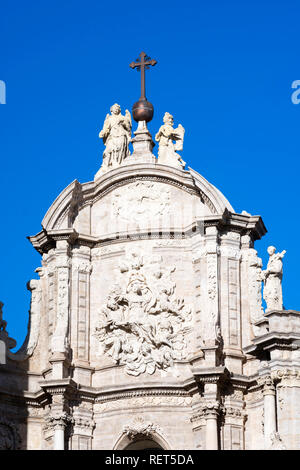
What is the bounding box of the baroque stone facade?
[0,109,299,450]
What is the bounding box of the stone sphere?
[132,99,154,122]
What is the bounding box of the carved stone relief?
[94,251,193,376]
[205,253,221,344]
[112,182,170,225]
[0,414,21,450]
[123,416,161,440]
[51,255,70,354]
[95,395,192,413]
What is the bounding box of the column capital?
[47,411,73,431]
[203,401,221,419]
[258,375,275,395]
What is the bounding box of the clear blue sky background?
[0,0,299,349]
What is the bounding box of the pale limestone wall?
[244,397,264,450]
[1,159,300,450]
[93,405,194,450]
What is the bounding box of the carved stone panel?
[0,415,21,450]
[94,251,194,376]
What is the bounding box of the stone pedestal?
[129,121,156,163]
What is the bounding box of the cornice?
[28,210,267,254]
[244,331,300,355]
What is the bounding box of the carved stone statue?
[155,112,185,169]
[94,251,193,376]
[247,249,264,333]
[99,103,132,172]
[262,246,286,312]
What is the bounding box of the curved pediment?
[40,164,234,233]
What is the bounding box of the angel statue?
[98,103,132,172]
[155,112,186,169]
[262,246,286,312]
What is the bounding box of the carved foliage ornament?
[94,251,193,376]
[123,417,161,441]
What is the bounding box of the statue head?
[110,103,121,115]
[163,112,174,126]
[267,246,276,256]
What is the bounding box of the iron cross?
[130,52,157,100]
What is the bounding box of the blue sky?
[0,0,299,348]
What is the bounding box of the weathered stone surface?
[0,115,299,450]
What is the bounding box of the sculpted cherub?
[155,112,185,169]
[99,103,132,171]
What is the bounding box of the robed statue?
[99,103,132,171]
[155,112,185,169]
[262,246,286,311]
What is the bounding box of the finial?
[130,52,157,122]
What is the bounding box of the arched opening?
[124,438,163,450]
[114,431,170,451]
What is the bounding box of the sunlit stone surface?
[0,115,299,450]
